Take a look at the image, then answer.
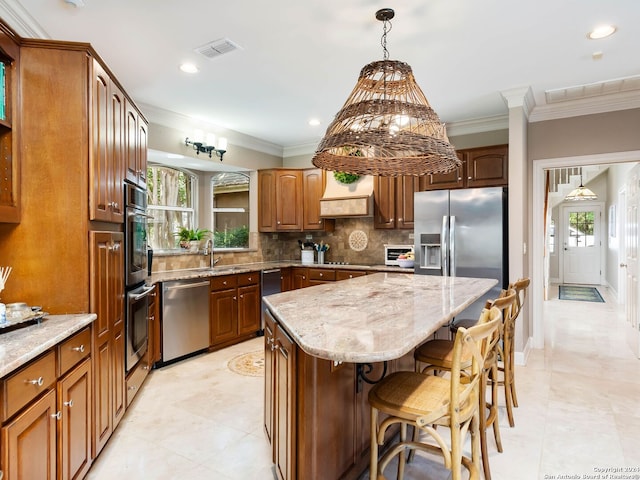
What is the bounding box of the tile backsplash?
[151,218,412,272]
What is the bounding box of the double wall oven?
[124,182,154,373]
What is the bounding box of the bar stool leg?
[370,407,379,480]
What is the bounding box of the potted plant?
[175,227,211,252]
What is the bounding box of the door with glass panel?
[561,204,602,285]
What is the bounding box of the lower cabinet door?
[238,284,260,335]
[59,357,92,480]
[1,389,57,480]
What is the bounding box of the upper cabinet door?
[124,101,148,188]
[275,170,303,231]
[90,60,126,223]
[466,145,508,188]
[422,151,465,191]
[373,176,396,229]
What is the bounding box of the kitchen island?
[262,273,497,480]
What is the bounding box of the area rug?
[558,285,604,303]
[227,350,265,377]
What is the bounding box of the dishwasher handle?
[262,269,281,274]
[164,280,210,291]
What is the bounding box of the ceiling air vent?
[194,38,242,60]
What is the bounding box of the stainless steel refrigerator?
[414,187,508,320]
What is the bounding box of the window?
[567,211,595,247]
[147,166,196,250]
[211,172,250,249]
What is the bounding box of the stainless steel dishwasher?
[161,278,210,364]
[260,268,281,335]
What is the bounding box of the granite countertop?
[263,273,498,363]
[147,261,410,284]
[0,314,96,378]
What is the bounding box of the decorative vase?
[189,240,200,252]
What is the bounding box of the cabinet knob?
[318,220,321,224]
[277,221,281,224]
[223,281,227,285]
[248,277,252,281]
[233,296,237,301]
[319,273,323,277]
[64,399,74,408]
[128,385,137,391]
[468,176,472,180]
[398,218,403,222]
[71,345,85,353]
[240,294,244,299]
[52,411,62,420]
[26,376,44,387]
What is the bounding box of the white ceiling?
[2,0,640,160]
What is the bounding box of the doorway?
[560,203,603,285]
[532,150,640,351]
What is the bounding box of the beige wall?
[529,109,640,160]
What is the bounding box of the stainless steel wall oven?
[125,182,148,287]
[124,181,152,372]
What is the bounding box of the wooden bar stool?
[413,290,516,480]
[498,277,530,426]
[368,307,502,480]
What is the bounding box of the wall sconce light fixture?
[185,130,227,161]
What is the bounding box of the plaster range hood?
[319,174,374,218]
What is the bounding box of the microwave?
[385,244,414,266]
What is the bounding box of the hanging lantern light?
[312,8,461,177]
[565,168,598,201]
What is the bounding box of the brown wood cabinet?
[1,388,57,479]
[291,267,309,290]
[125,99,148,188]
[273,317,296,480]
[335,269,368,281]
[280,267,292,292]
[308,268,336,286]
[58,357,92,480]
[1,326,94,480]
[264,308,415,480]
[302,169,334,232]
[259,169,334,233]
[422,145,508,190]
[373,175,425,229]
[90,231,125,457]
[0,24,21,223]
[210,273,261,347]
[91,60,125,223]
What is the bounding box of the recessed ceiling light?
[308,118,321,126]
[179,63,199,74]
[587,25,617,40]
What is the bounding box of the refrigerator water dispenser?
[420,233,442,270]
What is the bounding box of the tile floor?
[87,285,640,479]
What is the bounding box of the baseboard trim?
[515,336,532,366]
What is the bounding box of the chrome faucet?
[203,239,221,268]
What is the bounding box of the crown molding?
[501,86,535,118]
[139,102,284,158]
[283,142,321,158]
[0,0,49,38]
[445,115,509,137]
[529,90,640,122]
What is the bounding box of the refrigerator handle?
[450,215,456,276]
[441,216,448,276]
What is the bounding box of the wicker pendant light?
[312,8,460,177]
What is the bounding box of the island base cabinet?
[274,322,296,480]
[265,308,417,480]
[1,389,57,480]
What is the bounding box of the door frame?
[532,150,640,350]
[559,201,604,285]
[618,187,627,305]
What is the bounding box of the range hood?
[319,174,373,217]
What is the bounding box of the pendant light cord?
[380,16,392,60]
